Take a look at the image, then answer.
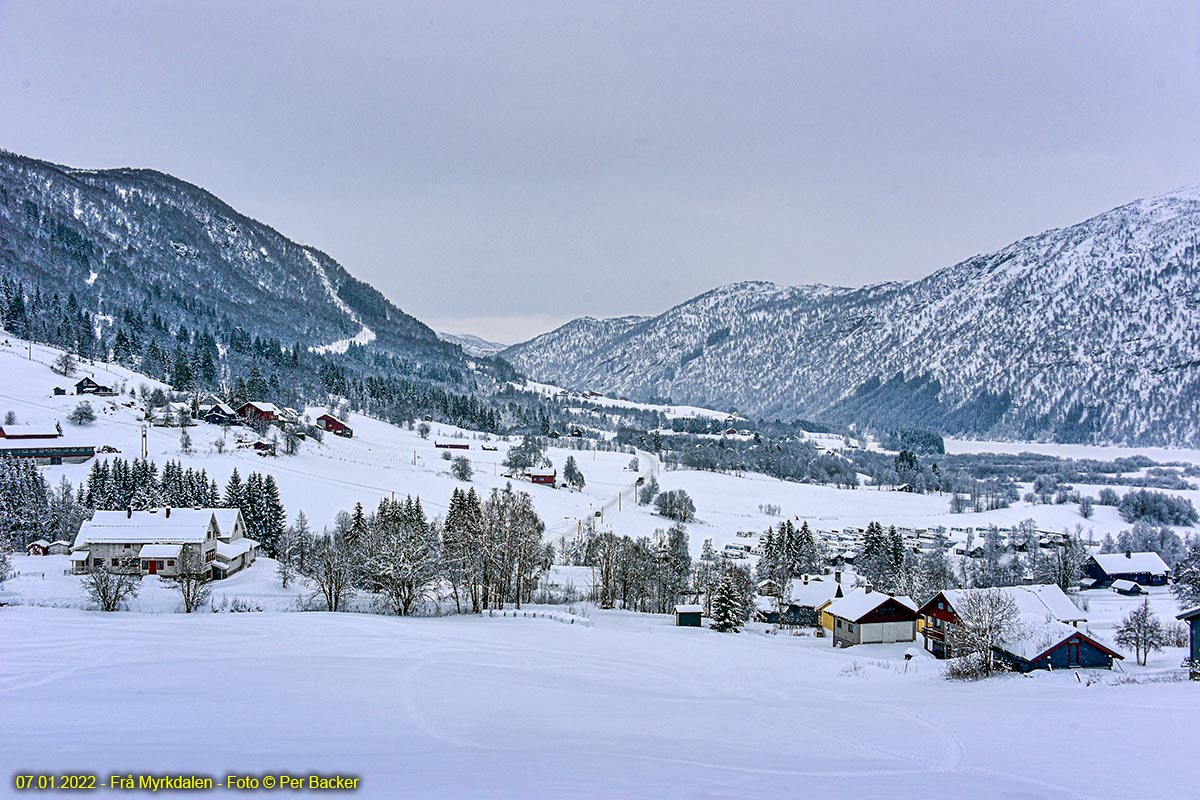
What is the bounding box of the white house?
[70,507,257,579]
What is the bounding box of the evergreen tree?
[710,572,743,633]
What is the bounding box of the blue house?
[994,620,1123,673]
[1178,607,1200,681]
[1084,552,1170,587]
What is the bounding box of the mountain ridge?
[503,187,1200,446]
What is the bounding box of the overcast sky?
[2,2,1199,342]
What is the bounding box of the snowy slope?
[0,149,459,367]
[437,331,508,358]
[504,189,1200,446]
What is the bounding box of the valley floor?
[2,603,1197,800]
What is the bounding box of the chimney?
[1125,550,1132,559]
[864,584,872,595]
[165,506,171,519]
[126,506,132,518]
[834,569,842,584]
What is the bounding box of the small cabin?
[1111,579,1143,596]
[435,442,470,450]
[317,414,353,438]
[26,539,51,556]
[53,386,67,396]
[674,604,703,627]
[526,468,557,486]
[47,540,71,555]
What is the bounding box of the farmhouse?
[822,589,918,647]
[70,507,257,579]
[317,413,353,438]
[237,401,281,424]
[1177,607,1200,680]
[0,426,94,465]
[1084,552,1171,587]
[74,377,114,395]
[918,585,1086,659]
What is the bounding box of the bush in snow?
[416,422,431,439]
[82,565,141,612]
[451,455,473,482]
[1079,496,1094,519]
[68,401,95,426]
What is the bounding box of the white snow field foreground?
[3,606,1198,800]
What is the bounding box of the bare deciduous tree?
[301,530,355,611]
[946,588,1021,679]
[83,565,141,611]
[159,547,212,613]
[1114,598,1168,666]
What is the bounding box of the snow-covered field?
[3,601,1196,800]
[946,436,1200,466]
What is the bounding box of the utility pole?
[140,425,148,459]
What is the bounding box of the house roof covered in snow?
[69,550,90,562]
[138,544,183,559]
[0,424,61,439]
[824,591,917,622]
[1111,579,1139,592]
[29,539,50,548]
[242,401,281,414]
[216,538,257,560]
[73,509,216,548]
[675,604,704,613]
[1177,606,1200,621]
[785,577,843,608]
[932,584,1085,624]
[0,432,92,451]
[1089,552,1170,576]
[999,617,1122,663]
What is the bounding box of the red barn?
[317,413,353,438]
[237,401,280,423]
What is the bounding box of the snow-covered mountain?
[0,150,460,366]
[437,331,508,358]
[504,189,1200,446]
